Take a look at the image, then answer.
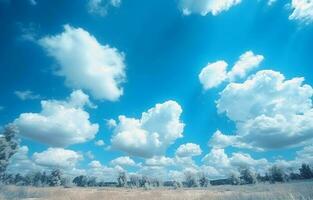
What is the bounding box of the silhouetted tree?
[48,169,62,186]
[299,163,313,179]
[240,168,256,184]
[269,165,286,183]
[73,175,88,187]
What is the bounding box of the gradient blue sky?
[1,0,313,180]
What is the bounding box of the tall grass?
[0,181,312,200]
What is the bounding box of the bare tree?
[184,171,198,188]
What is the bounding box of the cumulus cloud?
[110,101,185,158]
[289,0,313,24]
[14,90,41,100]
[7,146,42,175]
[145,156,175,167]
[95,139,105,146]
[179,0,242,16]
[227,51,264,81]
[13,90,99,147]
[175,143,202,157]
[214,70,313,150]
[110,156,137,167]
[199,51,264,90]
[32,148,83,169]
[39,25,125,101]
[87,160,123,181]
[202,148,269,177]
[87,0,122,16]
[199,61,228,89]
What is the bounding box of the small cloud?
[87,0,122,17]
[85,151,95,160]
[95,139,105,147]
[106,119,117,129]
[14,90,41,101]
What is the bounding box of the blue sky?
[1,0,313,180]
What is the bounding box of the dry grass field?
[1,181,313,200]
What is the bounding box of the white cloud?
[85,151,95,160]
[89,160,102,168]
[209,130,239,148]
[106,119,117,128]
[145,156,175,167]
[215,70,313,150]
[199,51,264,90]
[179,0,242,16]
[39,25,125,101]
[32,148,83,169]
[175,143,202,157]
[227,51,264,81]
[110,156,137,167]
[289,0,313,24]
[14,90,41,100]
[7,146,42,175]
[95,139,105,146]
[13,90,99,147]
[199,61,228,90]
[110,101,185,158]
[87,0,122,16]
[87,160,122,181]
[202,148,269,177]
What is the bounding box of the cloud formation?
[110,101,185,158]
[13,90,99,147]
[199,51,264,90]
[175,143,202,157]
[14,90,41,101]
[39,25,125,101]
[213,70,313,150]
[179,0,242,16]
[87,0,122,16]
[32,148,83,169]
[110,156,137,167]
[289,0,313,24]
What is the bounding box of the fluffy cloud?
[199,51,263,90]
[179,0,242,16]
[14,90,41,101]
[110,101,185,158]
[87,0,122,16]
[6,146,42,175]
[95,139,105,146]
[145,156,175,167]
[87,160,123,181]
[39,25,125,101]
[32,148,83,169]
[110,156,137,167]
[175,143,202,157]
[214,70,313,150]
[227,51,264,81]
[202,148,269,177]
[199,61,228,89]
[13,90,99,147]
[289,0,313,24]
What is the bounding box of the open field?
[1,181,313,200]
